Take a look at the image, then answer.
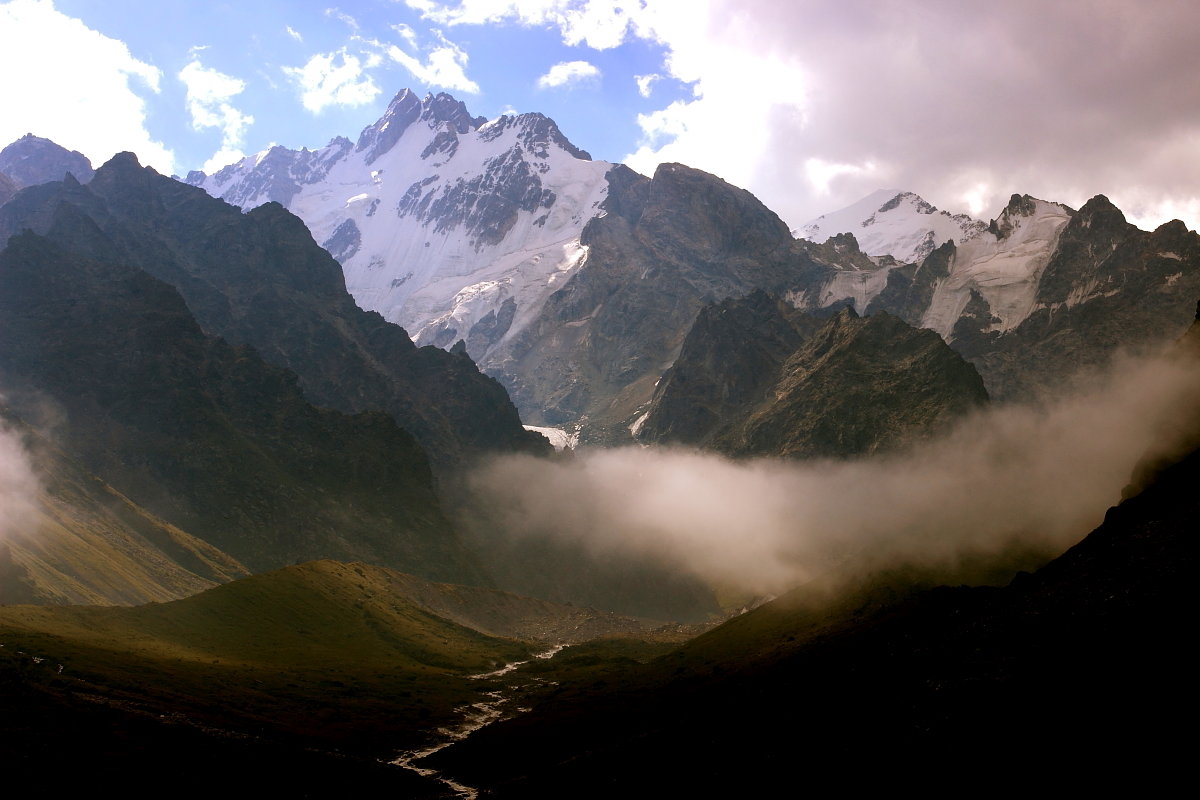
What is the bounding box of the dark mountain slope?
[0,153,548,472]
[640,292,988,457]
[0,223,479,584]
[0,133,94,187]
[0,559,689,792]
[635,290,828,447]
[0,171,15,206]
[494,162,855,441]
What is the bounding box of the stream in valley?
[390,644,568,799]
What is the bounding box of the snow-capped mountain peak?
[356,89,486,166]
[800,189,985,264]
[187,89,613,365]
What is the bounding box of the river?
[390,643,568,798]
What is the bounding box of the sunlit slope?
[0,411,248,606]
[0,560,533,672]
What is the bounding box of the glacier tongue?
[920,196,1072,338]
[187,89,613,364]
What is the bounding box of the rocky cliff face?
[639,293,989,458]
[634,290,830,447]
[0,133,94,187]
[0,153,548,472]
[488,163,859,441]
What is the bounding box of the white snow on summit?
[188,89,612,366]
[800,189,985,265]
[800,191,1073,340]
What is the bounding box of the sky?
[1,0,1199,232]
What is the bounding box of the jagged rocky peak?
[480,112,592,160]
[828,231,862,250]
[1071,193,1128,231]
[987,193,1071,239]
[0,132,95,187]
[191,137,354,209]
[356,89,487,165]
[355,87,422,162]
[186,85,611,390]
[633,161,794,255]
[422,90,487,131]
[878,190,937,215]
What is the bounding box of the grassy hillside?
[0,558,701,791]
[1,410,248,606]
[0,560,535,787]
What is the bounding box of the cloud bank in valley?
[466,350,1200,598]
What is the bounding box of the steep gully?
[391,644,569,798]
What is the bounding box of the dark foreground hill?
[0,560,681,793]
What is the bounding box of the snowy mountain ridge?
[800,188,986,265]
[187,89,613,363]
[798,190,1074,338]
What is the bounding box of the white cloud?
[804,157,877,197]
[383,29,480,94]
[635,72,659,98]
[0,0,175,172]
[178,57,254,173]
[283,49,381,112]
[406,0,645,49]
[391,22,420,50]
[325,7,360,31]
[536,60,600,90]
[285,25,303,43]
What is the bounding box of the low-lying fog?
[467,351,1200,598]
